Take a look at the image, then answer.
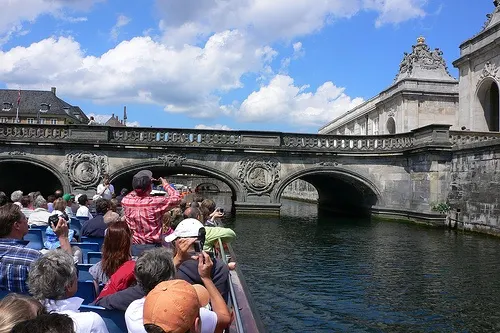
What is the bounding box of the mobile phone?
[216,207,224,213]
[194,240,203,253]
[48,214,59,228]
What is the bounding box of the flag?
[17,90,20,106]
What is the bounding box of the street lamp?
[38,103,50,124]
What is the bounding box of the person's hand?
[209,210,224,219]
[197,251,213,280]
[174,238,196,263]
[53,217,69,239]
[159,177,169,187]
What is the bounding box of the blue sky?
[0,0,494,133]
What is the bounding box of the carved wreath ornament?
[237,158,280,196]
[65,152,108,189]
[157,154,186,167]
[478,61,499,86]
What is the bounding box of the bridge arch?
[109,160,244,202]
[195,182,220,193]
[476,77,500,132]
[0,155,71,196]
[273,167,382,215]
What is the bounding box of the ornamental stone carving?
[0,150,27,156]
[65,152,108,189]
[478,61,499,85]
[237,158,280,196]
[157,154,186,167]
[316,161,341,167]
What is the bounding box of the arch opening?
[0,161,63,198]
[478,80,500,132]
[276,170,380,217]
[195,183,221,193]
[386,117,396,134]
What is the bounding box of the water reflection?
[211,194,500,332]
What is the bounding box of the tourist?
[10,190,23,207]
[81,198,108,237]
[103,211,121,224]
[201,199,224,226]
[62,194,75,218]
[54,190,63,199]
[88,116,97,125]
[121,170,180,256]
[28,195,52,226]
[115,188,128,205]
[27,250,109,333]
[0,192,7,207]
[52,198,68,218]
[11,313,75,333]
[46,194,56,213]
[96,174,114,200]
[89,220,133,285]
[0,293,46,333]
[0,203,71,292]
[19,196,34,219]
[76,194,93,219]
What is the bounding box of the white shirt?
[28,208,52,226]
[125,298,217,333]
[76,205,93,219]
[44,297,109,333]
[97,184,115,200]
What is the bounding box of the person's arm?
[53,216,72,256]
[93,284,145,311]
[173,238,196,269]
[198,252,232,332]
[204,227,236,251]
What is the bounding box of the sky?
[0,0,495,133]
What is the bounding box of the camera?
[216,207,224,214]
[48,214,59,228]
[194,240,203,253]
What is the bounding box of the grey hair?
[134,247,175,294]
[33,196,47,209]
[28,250,77,301]
[10,190,23,203]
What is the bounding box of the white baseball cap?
[164,218,205,243]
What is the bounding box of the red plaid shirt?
[121,186,180,245]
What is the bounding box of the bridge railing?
[0,123,489,153]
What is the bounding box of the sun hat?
[164,218,205,243]
[132,170,153,191]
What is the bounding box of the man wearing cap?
[121,170,181,256]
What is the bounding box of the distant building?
[0,87,88,125]
[320,2,500,135]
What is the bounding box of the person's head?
[183,207,203,222]
[19,196,31,209]
[11,313,75,333]
[28,250,78,301]
[103,211,120,224]
[120,188,128,196]
[162,211,172,233]
[90,116,95,120]
[193,194,204,203]
[0,203,28,239]
[179,199,187,212]
[0,294,45,333]
[10,190,23,203]
[77,194,88,206]
[164,218,206,254]
[62,193,71,203]
[102,221,132,278]
[110,198,119,212]
[95,198,111,215]
[33,195,48,209]
[0,192,8,207]
[132,170,153,196]
[102,174,110,185]
[54,190,63,199]
[46,195,56,203]
[52,198,66,212]
[201,199,216,213]
[135,247,175,294]
[143,280,202,333]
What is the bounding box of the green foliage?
[431,202,451,214]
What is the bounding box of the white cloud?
[110,15,131,41]
[195,124,232,130]
[236,75,364,127]
[88,113,140,126]
[363,0,427,27]
[0,34,275,118]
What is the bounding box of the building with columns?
[319,2,500,136]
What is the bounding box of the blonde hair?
[52,198,67,212]
[104,211,120,224]
[0,294,44,333]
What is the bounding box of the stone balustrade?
[450,130,500,148]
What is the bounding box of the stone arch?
[195,182,221,193]
[0,155,71,196]
[109,160,244,202]
[272,167,382,215]
[476,78,500,131]
[386,117,396,134]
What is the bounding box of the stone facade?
[319,37,459,135]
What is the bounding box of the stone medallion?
[237,158,280,196]
[65,152,108,189]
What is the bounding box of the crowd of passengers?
[0,169,237,333]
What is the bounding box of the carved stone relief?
[316,161,341,167]
[237,158,280,196]
[477,61,499,86]
[0,150,27,156]
[157,154,186,167]
[65,152,108,189]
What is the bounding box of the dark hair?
[102,221,132,278]
[144,324,166,333]
[183,207,202,221]
[20,196,31,208]
[135,248,175,294]
[46,195,56,203]
[95,198,111,215]
[0,192,7,207]
[201,199,216,213]
[77,194,88,206]
[0,203,23,237]
[11,313,75,333]
[54,190,63,199]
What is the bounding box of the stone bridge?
[1,123,500,234]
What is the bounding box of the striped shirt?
[0,238,41,293]
[121,186,180,245]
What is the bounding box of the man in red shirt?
[121,170,180,256]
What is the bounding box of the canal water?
[214,195,500,332]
